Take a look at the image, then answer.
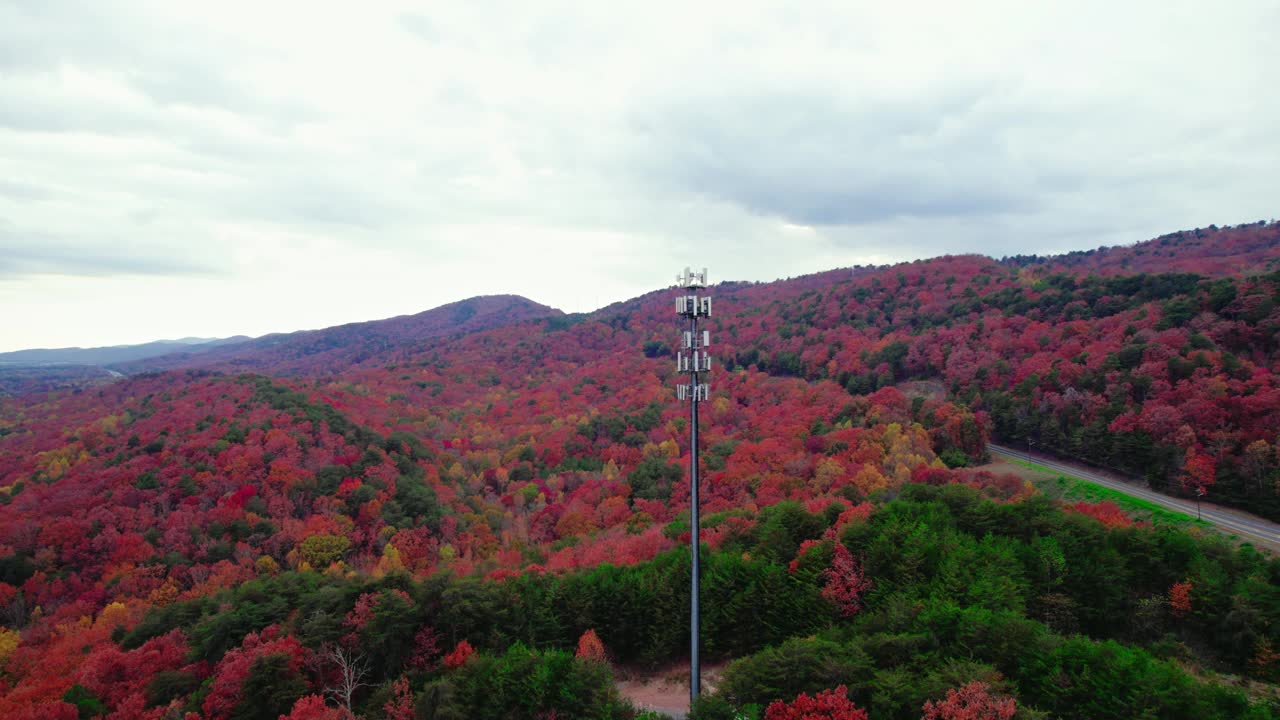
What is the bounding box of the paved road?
[989,443,1280,551]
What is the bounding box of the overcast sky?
[1,1,1277,351]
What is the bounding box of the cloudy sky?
[1,1,1276,351]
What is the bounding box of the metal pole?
[689,311,701,706]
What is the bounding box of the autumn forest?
[2,222,1280,719]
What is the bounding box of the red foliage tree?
[822,543,872,618]
[384,677,415,720]
[279,694,347,720]
[1181,448,1216,498]
[443,640,475,670]
[921,681,1016,720]
[1169,580,1193,618]
[407,626,442,671]
[764,685,867,720]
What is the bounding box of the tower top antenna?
[677,267,708,289]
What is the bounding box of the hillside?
[1,225,1278,718]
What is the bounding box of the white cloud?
[0,0,1276,350]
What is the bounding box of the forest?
[0,221,1278,718]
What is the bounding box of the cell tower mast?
[675,267,711,705]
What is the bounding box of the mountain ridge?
[0,336,250,366]
[118,294,563,376]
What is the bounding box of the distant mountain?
[121,294,563,376]
[0,336,249,367]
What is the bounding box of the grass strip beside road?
[1006,457,1210,529]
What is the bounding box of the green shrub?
[718,637,873,707]
[690,694,759,720]
[62,684,106,720]
[230,653,306,720]
[415,644,629,719]
[145,670,202,708]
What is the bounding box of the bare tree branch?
[319,643,370,713]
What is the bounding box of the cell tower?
[675,266,711,704]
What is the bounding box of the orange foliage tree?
[575,629,608,663]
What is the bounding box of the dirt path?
[615,661,728,719]
[989,443,1280,552]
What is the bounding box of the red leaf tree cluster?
[921,681,1017,720]
[764,685,868,720]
